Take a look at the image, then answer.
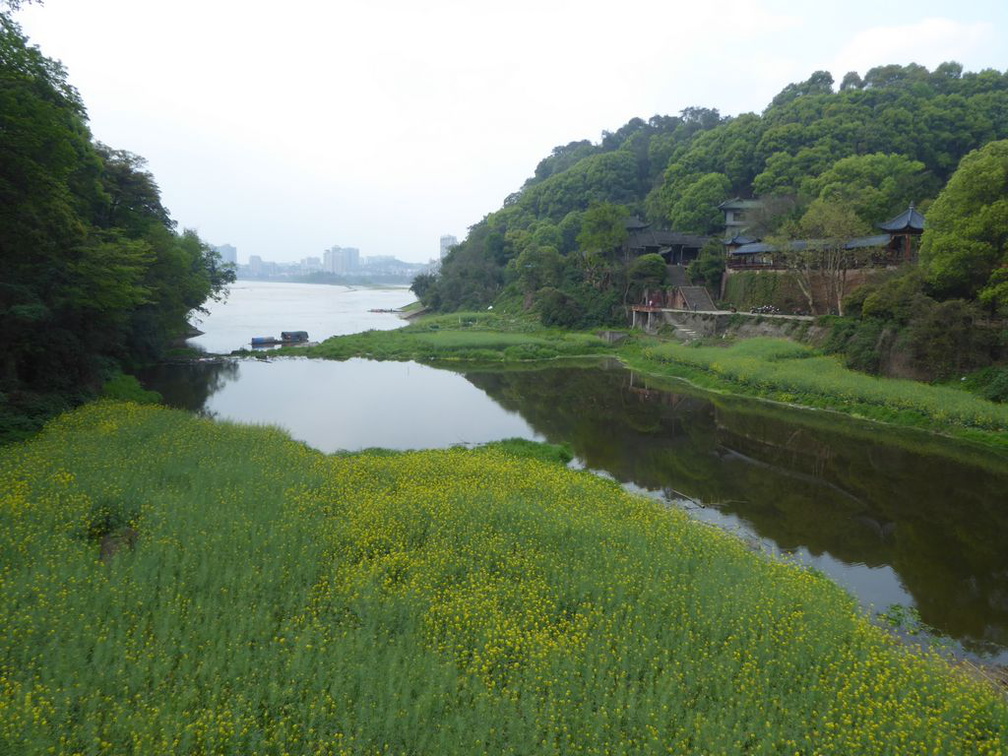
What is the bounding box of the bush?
[536,287,586,328]
[100,373,163,404]
[961,366,1008,403]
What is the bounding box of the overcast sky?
[14,0,1008,264]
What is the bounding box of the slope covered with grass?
[1,403,1005,754]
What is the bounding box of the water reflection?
[141,357,1008,659]
[142,358,539,453]
[463,365,1008,659]
[138,359,241,418]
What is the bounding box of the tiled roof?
[877,205,925,232]
[730,236,890,255]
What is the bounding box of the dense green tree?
[410,272,436,303]
[528,140,597,185]
[626,253,667,304]
[1,13,233,422]
[919,139,1008,312]
[806,152,934,224]
[688,239,727,293]
[769,70,835,108]
[576,203,629,257]
[510,244,563,299]
[666,172,731,233]
[536,286,584,328]
[94,145,173,234]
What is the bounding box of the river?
[141,281,1008,663]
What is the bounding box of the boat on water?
[250,331,310,347]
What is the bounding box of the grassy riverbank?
[301,312,1008,448]
[621,337,1008,448]
[302,312,613,363]
[1,402,1006,753]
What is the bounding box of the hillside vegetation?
[0,14,234,441]
[417,63,1007,388]
[1,402,1006,753]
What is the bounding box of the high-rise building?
[324,246,360,274]
[439,235,458,260]
[214,243,238,265]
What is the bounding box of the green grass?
[621,337,1008,446]
[1,402,1006,754]
[397,299,426,315]
[300,311,617,363]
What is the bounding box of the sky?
[13,0,1008,264]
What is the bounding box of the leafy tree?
[769,70,834,108]
[576,203,629,260]
[919,139,1008,313]
[510,244,563,298]
[806,153,934,224]
[774,199,871,315]
[666,172,731,232]
[94,144,173,233]
[410,272,436,303]
[626,253,667,305]
[528,140,597,185]
[840,71,863,91]
[688,239,727,293]
[536,286,584,328]
[1,13,234,408]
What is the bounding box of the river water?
[186,281,413,353]
[142,281,1008,662]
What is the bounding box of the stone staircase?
[671,322,700,342]
[678,285,717,311]
[666,265,690,287]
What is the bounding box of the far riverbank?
[297,310,1008,451]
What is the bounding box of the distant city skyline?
[216,236,453,268]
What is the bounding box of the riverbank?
[2,401,1005,753]
[298,311,1008,450]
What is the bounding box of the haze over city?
[15,0,1008,264]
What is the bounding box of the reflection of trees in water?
[464,364,1008,656]
[710,401,1008,652]
[138,360,241,417]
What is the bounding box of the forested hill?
[421,63,1008,315]
[1,14,234,438]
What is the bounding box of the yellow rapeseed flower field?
[1,401,1005,754]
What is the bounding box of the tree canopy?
[1,13,233,420]
[920,139,1008,313]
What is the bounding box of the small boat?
[250,331,310,348]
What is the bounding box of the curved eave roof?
[878,206,925,233]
